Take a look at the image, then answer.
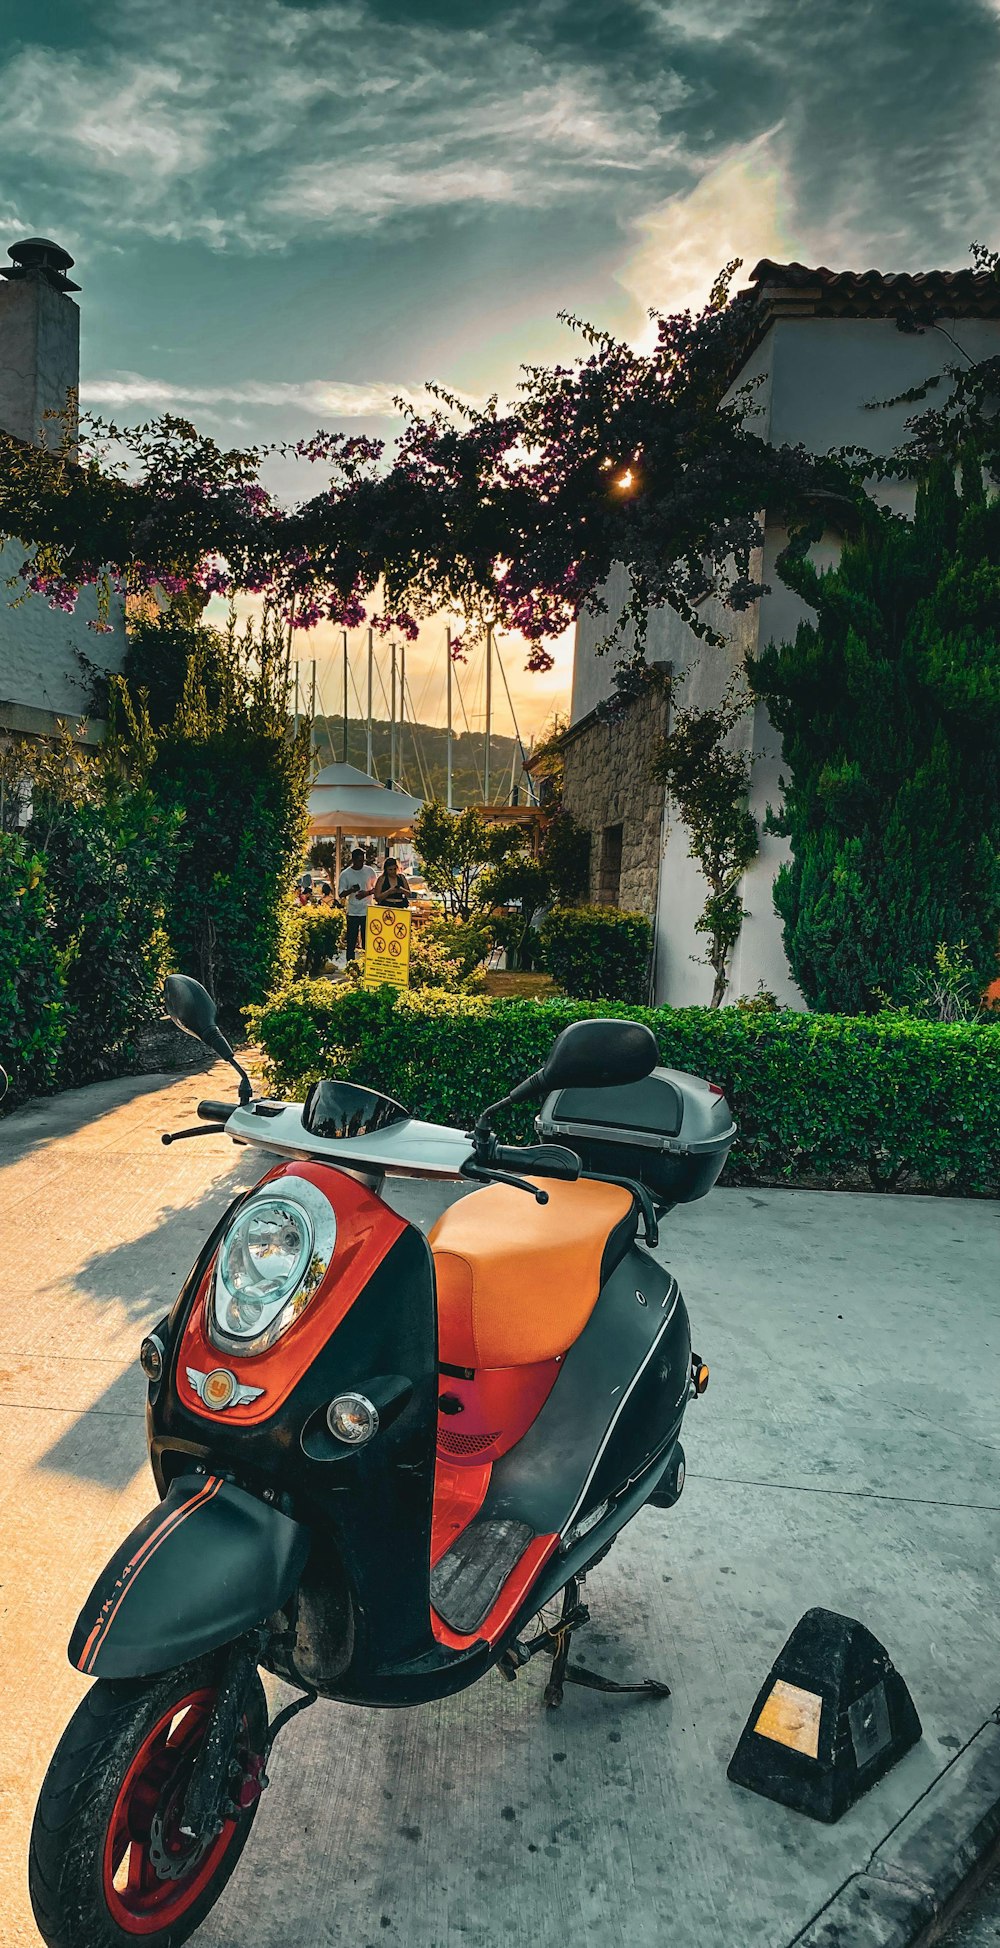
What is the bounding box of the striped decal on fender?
[76,1475,224,1675]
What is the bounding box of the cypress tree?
[750,464,1000,1012]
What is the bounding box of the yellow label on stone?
[754,1679,822,1758]
[363,907,412,989]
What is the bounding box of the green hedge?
[539,905,652,1001]
[248,984,1000,1195]
[0,835,64,1106]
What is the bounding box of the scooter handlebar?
[197,1099,238,1123]
[491,1142,581,1180]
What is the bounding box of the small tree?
[413,804,499,919]
[751,466,1000,1012]
[538,809,590,905]
[652,682,758,1007]
[151,606,310,1024]
[114,606,229,731]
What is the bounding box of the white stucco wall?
[0,273,125,737]
[0,541,126,736]
[569,308,1000,1007]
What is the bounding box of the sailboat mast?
[366,627,374,776]
[341,632,349,763]
[390,644,397,784]
[446,628,454,811]
[484,623,493,805]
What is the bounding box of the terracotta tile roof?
[741,258,1000,326]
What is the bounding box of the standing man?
[339,845,377,962]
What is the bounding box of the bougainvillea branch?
[5,257,991,673]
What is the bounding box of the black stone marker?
[727,1607,922,1823]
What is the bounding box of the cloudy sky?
[3,0,999,737]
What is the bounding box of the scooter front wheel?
[29,1655,267,1948]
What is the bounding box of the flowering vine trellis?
[1,257,997,676]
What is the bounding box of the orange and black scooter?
[30,976,735,1948]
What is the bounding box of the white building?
[565,259,1000,1006]
[0,237,125,743]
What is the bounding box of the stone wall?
[560,678,669,915]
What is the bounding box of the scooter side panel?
[69,1474,310,1679]
[480,1244,689,1538]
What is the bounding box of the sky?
[3,0,1000,741]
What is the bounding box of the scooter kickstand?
[543,1578,671,1709]
[543,1576,586,1709]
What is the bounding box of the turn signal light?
[692,1358,710,1395]
[326,1393,379,1445]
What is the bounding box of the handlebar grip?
[493,1142,581,1180]
[197,1100,237,1122]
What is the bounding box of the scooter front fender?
[69,1473,310,1679]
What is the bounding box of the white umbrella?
[308,762,423,868]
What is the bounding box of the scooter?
[29,976,736,1948]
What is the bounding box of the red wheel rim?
[101,1687,259,1936]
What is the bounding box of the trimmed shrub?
[0,835,64,1105]
[250,984,1000,1196]
[539,905,652,1001]
[289,904,346,977]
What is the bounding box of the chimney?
[0,237,80,449]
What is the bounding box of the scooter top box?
[535,1065,736,1211]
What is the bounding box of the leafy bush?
[409,931,484,991]
[539,905,652,1000]
[880,941,987,1023]
[251,985,1000,1195]
[1,723,178,1093]
[288,904,345,977]
[0,836,64,1105]
[35,786,179,1086]
[423,916,491,978]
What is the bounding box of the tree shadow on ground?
[37,1363,149,1488]
[36,1151,259,1484]
[0,1064,216,1167]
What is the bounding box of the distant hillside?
[312,714,533,807]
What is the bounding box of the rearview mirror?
[164,974,228,1052]
[163,974,253,1103]
[540,1019,659,1094]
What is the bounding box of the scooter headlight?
[210,1177,336,1355]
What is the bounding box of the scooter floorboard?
[431,1518,534,1634]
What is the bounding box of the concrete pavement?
[1,1068,999,1948]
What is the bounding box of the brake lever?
[460,1159,549,1204]
[162,1124,228,1146]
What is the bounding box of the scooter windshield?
[302,1078,411,1141]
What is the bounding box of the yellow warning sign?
[363,907,412,990]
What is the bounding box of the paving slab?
[0,1071,998,1948]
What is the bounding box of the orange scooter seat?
[429,1176,636,1369]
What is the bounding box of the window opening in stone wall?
[598,823,623,906]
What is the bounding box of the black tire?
[29,1655,268,1948]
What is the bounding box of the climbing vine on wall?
[652,681,759,1007]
